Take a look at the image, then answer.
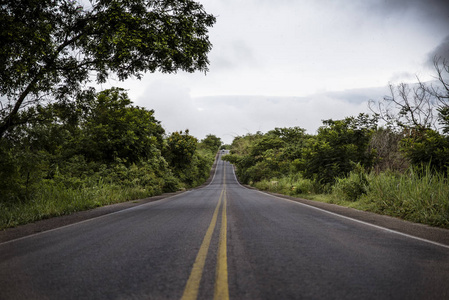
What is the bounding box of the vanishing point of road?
[1,153,449,299]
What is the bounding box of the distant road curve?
[1,153,449,299]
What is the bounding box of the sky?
[100,0,449,144]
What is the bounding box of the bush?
[254,174,320,196]
[400,129,449,175]
[332,166,369,201]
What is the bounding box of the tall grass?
[358,167,449,228]
[0,179,153,230]
[0,151,215,230]
[252,166,449,228]
[254,174,321,196]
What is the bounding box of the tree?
[400,128,449,174]
[222,128,308,184]
[165,130,198,169]
[200,134,222,153]
[77,88,165,164]
[0,0,216,137]
[369,57,449,173]
[369,57,449,132]
[298,114,378,185]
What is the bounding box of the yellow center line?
[214,186,229,300]
[181,188,224,300]
[181,162,230,300]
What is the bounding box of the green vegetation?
[1,1,449,231]
[0,0,215,137]
[0,88,221,230]
[0,0,217,229]
[224,59,449,228]
[253,166,448,228]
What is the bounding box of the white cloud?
[134,81,389,144]
[108,0,448,143]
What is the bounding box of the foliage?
[400,128,449,174]
[297,114,378,185]
[199,134,222,153]
[439,106,449,135]
[358,166,449,228]
[332,164,369,201]
[223,128,309,184]
[252,166,449,229]
[0,88,218,229]
[369,127,409,173]
[368,57,449,172]
[165,130,198,169]
[77,88,165,164]
[224,117,378,187]
[254,174,319,196]
[0,0,216,137]
[164,130,218,187]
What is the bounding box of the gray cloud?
[369,0,449,66]
[119,0,447,145]
[192,92,378,144]
[138,85,389,145]
[210,40,256,71]
[427,35,449,65]
[369,0,449,19]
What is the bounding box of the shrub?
[332,166,369,201]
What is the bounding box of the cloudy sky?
[102,0,449,144]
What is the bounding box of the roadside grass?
[0,151,216,231]
[0,155,214,230]
[253,167,449,229]
[0,179,155,230]
[356,168,449,228]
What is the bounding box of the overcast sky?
[102,0,449,144]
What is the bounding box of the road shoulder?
[254,188,449,247]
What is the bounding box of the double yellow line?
[181,163,229,300]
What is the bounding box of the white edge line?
[230,164,449,250]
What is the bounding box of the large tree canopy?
[0,0,216,137]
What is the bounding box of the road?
[1,154,449,299]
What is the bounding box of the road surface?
[1,154,449,299]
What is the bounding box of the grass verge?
[253,167,449,229]
[0,180,156,230]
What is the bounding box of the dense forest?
[224,59,449,228]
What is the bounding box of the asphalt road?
[1,154,449,299]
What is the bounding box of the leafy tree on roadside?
[200,134,222,153]
[400,129,449,174]
[0,0,215,137]
[77,88,165,164]
[267,127,307,144]
[165,130,198,170]
[298,114,378,185]
[223,128,308,184]
[164,130,216,187]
